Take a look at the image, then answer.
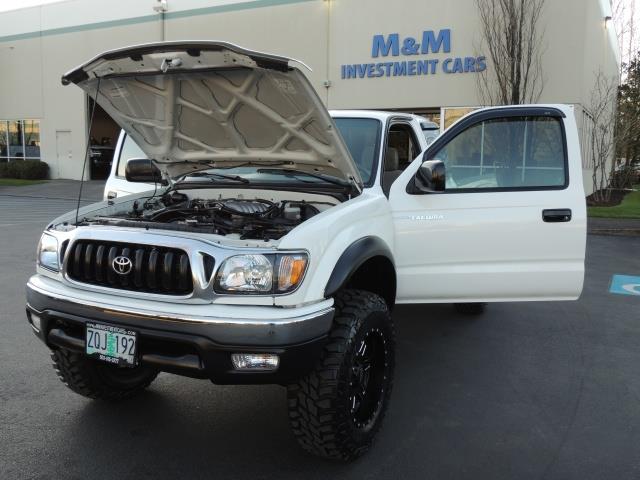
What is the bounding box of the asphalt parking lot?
[1,182,639,480]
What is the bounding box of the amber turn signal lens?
[277,254,308,292]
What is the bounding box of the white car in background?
[420,119,440,145]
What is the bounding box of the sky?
[0,0,64,12]
[613,0,640,66]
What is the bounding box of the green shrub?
[19,160,49,179]
[611,165,640,189]
[0,160,49,180]
[0,162,18,178]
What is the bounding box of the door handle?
[542,209,572,223]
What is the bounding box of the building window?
[0,120,41,162]
[441,107,479,130]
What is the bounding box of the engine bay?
[86,191,335,241]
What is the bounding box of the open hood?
[62,41,362,189]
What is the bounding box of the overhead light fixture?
[154,0,168,13]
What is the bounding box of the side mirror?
[125,158,166,184]
[414,159,446,193]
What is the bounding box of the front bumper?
[26,275,334,384]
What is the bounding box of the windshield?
[118,115,381,188]
[333,118,382,186]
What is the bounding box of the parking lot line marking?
[609,275,640,296]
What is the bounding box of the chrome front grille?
[66,240,194,295]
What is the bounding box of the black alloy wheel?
[349,326,390,430]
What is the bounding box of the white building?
[0,0,620,194]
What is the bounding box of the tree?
[615,53,640,182]
[587,71,619,203]
[475,0,546,105]
[588,54,640,202]
[612,0,639,72]
[587,2,639,199]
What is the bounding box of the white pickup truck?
[26,41,585,461]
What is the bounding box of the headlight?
[215,254,273,293]
[38,233,59,272]
[214,253,308,294]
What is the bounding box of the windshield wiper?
[256,168,351,188]
[178,171,250,184]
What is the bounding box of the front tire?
[287,290,395,461]
[51,349,158,401]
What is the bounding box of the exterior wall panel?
[0,0,620,190]
[165,1,329,101]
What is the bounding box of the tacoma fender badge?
[396,214,445,221]
[411,214,444,221]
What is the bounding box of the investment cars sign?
[340,29,486,79]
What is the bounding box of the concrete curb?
[588,229,640,237]
[588,218,640,237]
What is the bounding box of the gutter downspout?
[323,0,332,106]
[154,0,168,41]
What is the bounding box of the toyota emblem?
[112,256,133,275]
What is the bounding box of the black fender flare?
[324,236,395,298]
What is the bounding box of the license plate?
[86,322,137,367]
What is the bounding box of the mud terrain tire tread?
[51,348,158,401]
[287,289,395,461]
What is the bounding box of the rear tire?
[453,303,487,315]
[51,349,158,401]
[287,290,395,461]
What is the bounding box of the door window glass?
[433,116,566,190]
[117,134,146,177]
[386,123,420,170]
[383,123,421,194]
